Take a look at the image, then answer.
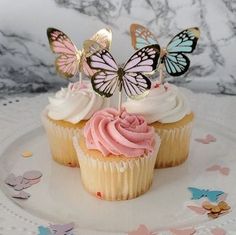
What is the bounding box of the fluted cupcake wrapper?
[154,120,193,168]
[41,109,83,167]
[73,134,160,201]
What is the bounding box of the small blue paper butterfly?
[38,226,52,235]
[188,187,224,202]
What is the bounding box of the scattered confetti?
[206,165,230,176]
[96,192,102,198]
[187,205,207,215]
[170,228,196,235]
[128,224,155,235]
[188,187,224,202]
[12,191,31,199]
[218,193,228,201]
[202,201,231,219]
[195,134,216,144]
[4,170,42,200]
[21,151,33,158]
[50,223,74,235]
[23,170,42,180]
[211,228,226,235]
[38,223,74,235]
[38,226,52,235]
[4,173,17,186]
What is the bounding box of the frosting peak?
[123,82,191,124]
[47,81,109,124]
[84,108,156,157]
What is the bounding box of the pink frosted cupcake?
[73,108,161,200]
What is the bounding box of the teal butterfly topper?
[130,23,200,80]
[188,187,225,202]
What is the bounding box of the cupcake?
[73,108,161,201]
[41,81,109,167]
[123,82,194,168]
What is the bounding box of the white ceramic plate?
[0,117,236,235]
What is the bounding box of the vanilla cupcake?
[41,81,109,167]
[73,108,161,200]
[123,82,194,168]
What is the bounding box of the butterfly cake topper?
[47,27,112,84]
[86,44,161,112]
[130,23,200,83]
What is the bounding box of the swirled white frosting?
[123,83,191,124]
[47,81,109,124]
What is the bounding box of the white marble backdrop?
[0,0,236,97]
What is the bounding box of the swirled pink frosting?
[84,108,156,157]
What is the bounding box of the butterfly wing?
[82,28,112,77]
[82,40,104,76]
[163,53,190,77]
[163,27,200,76]
[47,27,80,78]
[87,49,119,97]
[122,73,151,99]
[124,44,160,74]
[122,44,160,98]
[91,71,119,97]
[90,28,112,51]
[207,190,224,202]
[188,187,204,200]
[130,23,158,50]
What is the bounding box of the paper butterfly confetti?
[5,171,42,199]
[87,44,160,98]
[38,226,52,235]
[128,224,156,235]
[47,27,112,78]
[50,223,74,235]
[195,134,216,144]
[211,228,226,235]
[187,205,207,215]
[206,165,230,176]
[202,201,231,219]
[130,23,200,77]
[38,223,74,235]
[170,228,196,235]
[188,187,224,202]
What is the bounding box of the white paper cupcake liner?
[73,134,160,201]
[41,109,82,167]
[154,121,194,168]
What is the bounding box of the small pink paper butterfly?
[128,225,156,235]
[211,228,226,235]
[195,134,216,144]
[206,165,230,176]
[170,228,196,235]
[187,205,207,215]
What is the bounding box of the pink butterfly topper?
[211,228,226,235]
[170,228,196,235]
[206,165,230,176]
[195,134,216,144]
[128,225,156,235]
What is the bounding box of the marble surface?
[0,0,236,98]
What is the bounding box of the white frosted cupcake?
[73,108,161,200]
[123,82,194,168]
[42,81,109,167]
